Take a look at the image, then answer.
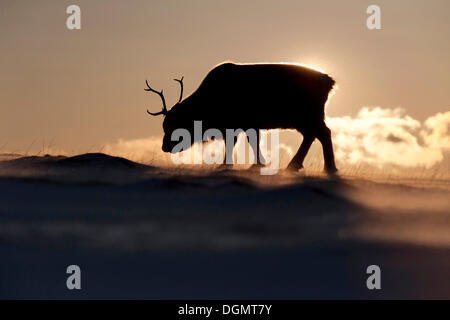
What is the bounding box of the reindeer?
[145,62,337,173]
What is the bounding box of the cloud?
[103,131,295,168]
[327,107,450,169]
[422,111,450,150]
[102,136,171,166]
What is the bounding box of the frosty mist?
[327,107,450,169]
[101,107,450,172]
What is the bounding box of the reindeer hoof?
[217,163,233,170]
[325,167,338,175]
[286,163,304,172]
[249,163,265,170]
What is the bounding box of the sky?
[0,0,449,161]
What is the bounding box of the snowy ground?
[0,153,448,299]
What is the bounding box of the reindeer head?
[145,77,187,153]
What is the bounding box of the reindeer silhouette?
[146,62,337,173]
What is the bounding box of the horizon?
[1,0,449,173]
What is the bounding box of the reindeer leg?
[316,124,337,174]
[221,134,237,167]
[287,134,314,171]
[249,130,266,168]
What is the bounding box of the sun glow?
[225,61,329,74]
[287,62,327,74]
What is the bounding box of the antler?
[145,80,167,116]
[174,76,184,103]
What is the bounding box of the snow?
[0,153,448,298]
